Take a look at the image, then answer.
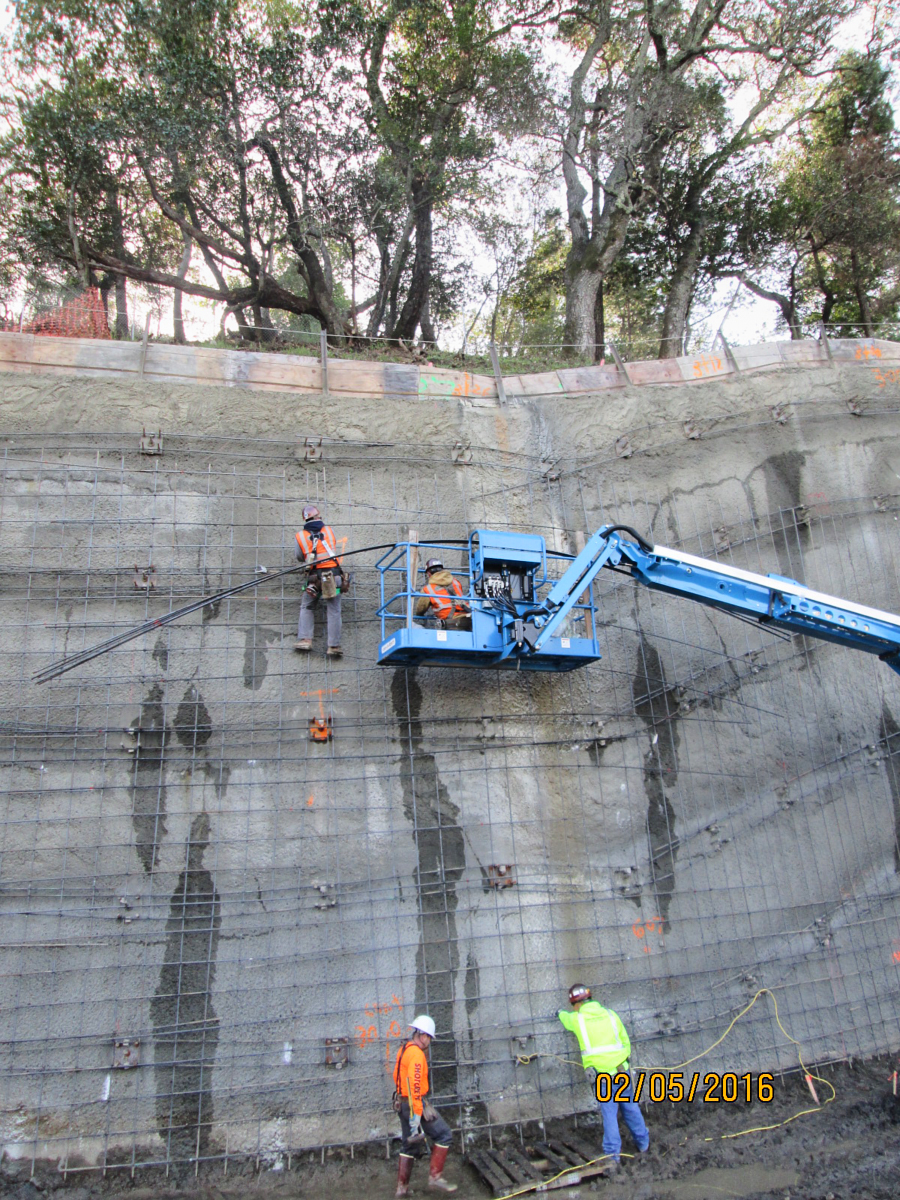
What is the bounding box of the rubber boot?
[395,1153,415,1198]
[427,1145,457,1192]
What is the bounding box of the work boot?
[294,639,312,652]
[326,645,343,657]
[427,1145,456,1192]
[395,1153,415,1198]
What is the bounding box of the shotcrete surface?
[1,356,899,1178]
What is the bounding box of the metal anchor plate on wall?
[113,1039,140,1069]
[140,428,162,455]
[133,564,156,590]
[452,441,473,465]
[324,1037,349,1067]
[487,863,515,889]
[313,881,336,909]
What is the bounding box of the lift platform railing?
[375,540,473,631]
[375,538,601,671]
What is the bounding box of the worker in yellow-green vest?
[558,983,649,1168]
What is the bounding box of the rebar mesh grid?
[1,428,899,1176]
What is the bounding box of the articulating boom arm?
[523,525,900,677]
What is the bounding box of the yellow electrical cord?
[498,987,836,1198]
[676,987,836,1141]
[490,1152,630,1200]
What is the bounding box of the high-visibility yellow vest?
[558,1001,631,1073]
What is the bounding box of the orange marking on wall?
[355,1024,377,1049]
[873,366,900,387]
[307,794,314,807]
[452,372,491,397]
[692,355,723,378]
[297,685,340,720]
[633,916,664,953]
[356,997,405,1055]
[856,343,882,360]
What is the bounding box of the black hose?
[601,524,655,553]
[33,541,404,685]
[33,528,653,684]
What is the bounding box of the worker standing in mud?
[294,503,344,657]
[558,984,649,1170]
[392,1014,457,1195]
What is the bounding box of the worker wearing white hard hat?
[391,1015,456,1195]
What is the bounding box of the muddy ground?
[2,1057,898,1200]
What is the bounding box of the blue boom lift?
[376,525,900,675]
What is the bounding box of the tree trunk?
[742,276,803,339]
[113,275,129,340]
[103,189,130,338]
[809,242,836,329]
[173,233,192,345]
[593,280,605,362]
[393,176,433,342]
[420,292,436,346]
[851,249,875,336]
[563,247,602,356]
[659,214,706,358]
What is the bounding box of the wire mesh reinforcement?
[0,424,899,1177]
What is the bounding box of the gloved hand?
[408,1112,424,1144]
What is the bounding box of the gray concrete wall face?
[0,359,899,1169]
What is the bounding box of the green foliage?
[754,51,900,334]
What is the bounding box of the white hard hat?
[410,1014,436,1038]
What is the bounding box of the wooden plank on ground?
[556,1131,604,1161]
[503,1145,544,1180]
[546,1138,583,1166]
[544,1163,611,1191]
[486,1148,531,1186]
[467,1148,513,1195]
[533,1141,573,1170]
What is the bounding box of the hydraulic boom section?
[376,524,900,675]
[523,524,900,677]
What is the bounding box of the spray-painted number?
[632,918,662,938]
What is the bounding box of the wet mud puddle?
[652,1164,800,1198]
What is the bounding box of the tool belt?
[307,567,346,600]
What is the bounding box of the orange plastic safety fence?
[20,287,111,339]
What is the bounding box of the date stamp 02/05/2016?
[595,1071,775,1104]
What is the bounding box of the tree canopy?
[1,0,896,354]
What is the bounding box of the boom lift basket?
[376,530,601,671]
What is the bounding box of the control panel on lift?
[470,531,539,603]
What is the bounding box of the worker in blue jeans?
[558,984,649,1169]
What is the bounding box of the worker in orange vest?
[414,559,471,631]
[392,1015,456,1195]
[294,503,344,656]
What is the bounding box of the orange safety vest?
[295,525,341,570]
[393,1041,429,1116]
[422,577,468,620]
